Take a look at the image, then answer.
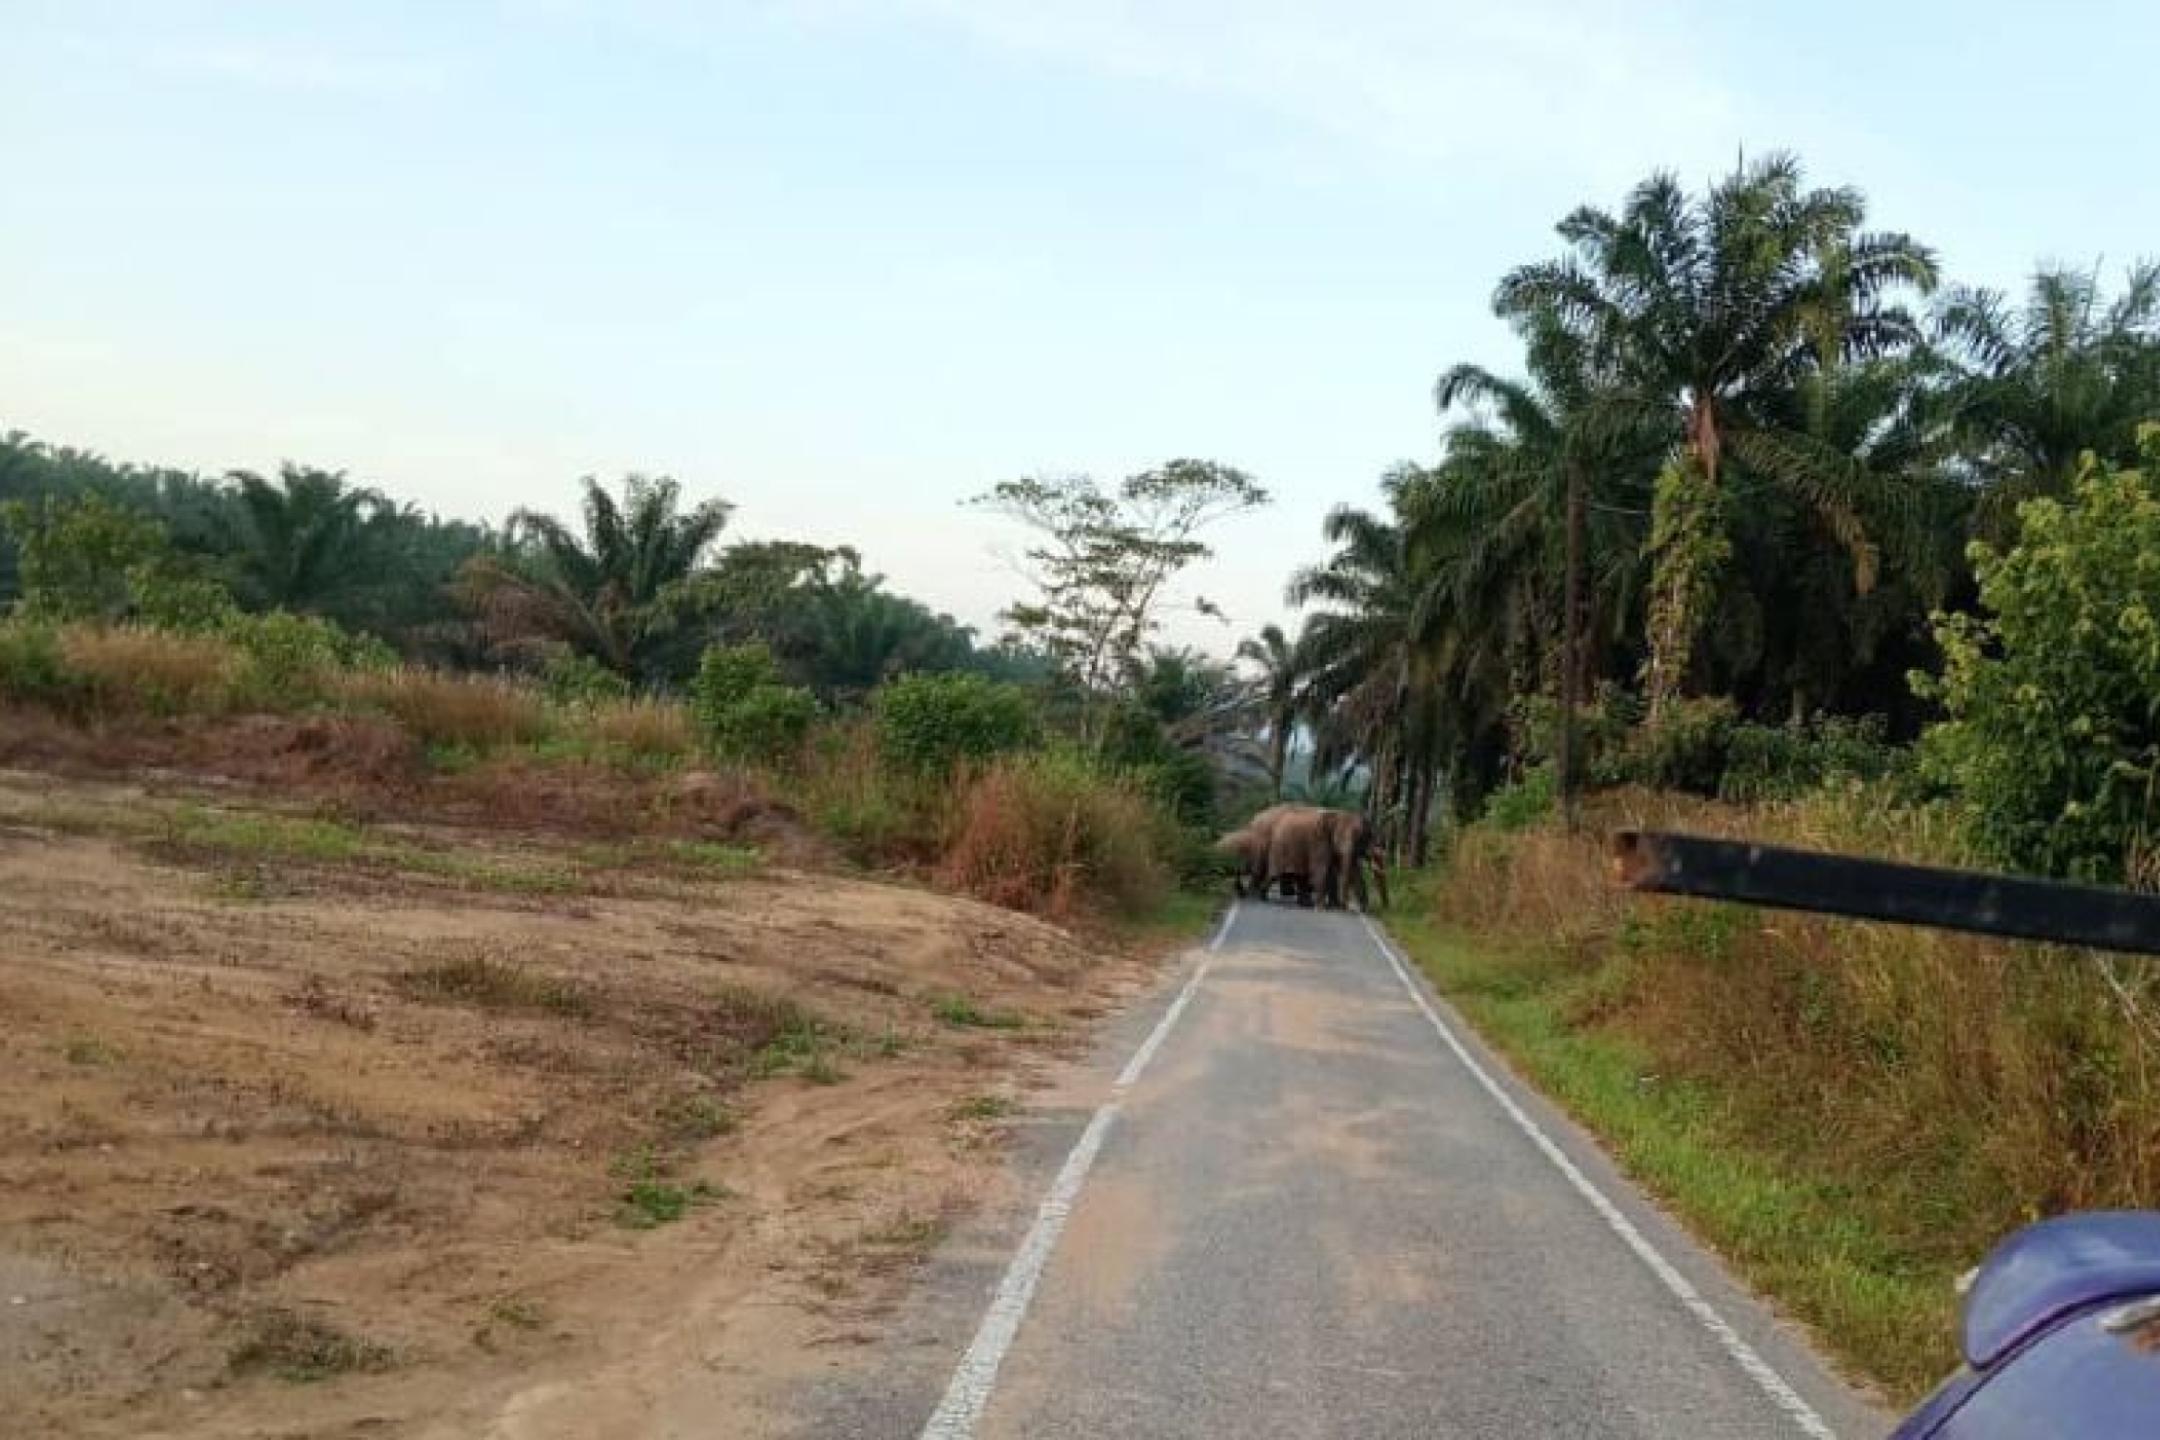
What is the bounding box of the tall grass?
[335,667,550,748]
[58,626,244,715]
[1415,782,2160,1395]
[795,720,944,864]
[939,752,1169,919]
[578,696,696,759]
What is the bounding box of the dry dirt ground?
[0,768,1172,1439]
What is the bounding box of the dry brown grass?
[578,696,697,759]
[1429,781,2160,1280]
[335,667,550,749]
[938,754,1168,920]
[58,625,244,715]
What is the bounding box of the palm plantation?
[1260,153,2160,858]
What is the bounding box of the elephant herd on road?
[1214,804,1390,913]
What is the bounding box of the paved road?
[802,902,1889,1439]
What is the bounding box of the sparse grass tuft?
[397,954,589,1017]
[163,805,368,863]
[486,1295,546,1331]
[663,839,761,874]
[657,1093,738,1142]
[930,993,1023,1030]
[62,1034,120,1067]
[949,1093,1014,1122]
[608,1147,726,1229]
[228,1308,394,1383]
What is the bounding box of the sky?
[5,0,2158,653]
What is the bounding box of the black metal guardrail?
[1612,830,2160,958]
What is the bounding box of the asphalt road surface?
[801,901,1890,1439]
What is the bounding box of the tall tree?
[1434,316,1662,817]
[1235,623,1303,795]
[461,474,732,680]
[223,465,387,620]
[1934,262,2160,534]
[974,459,1268,744]
[1497,154,1937,719]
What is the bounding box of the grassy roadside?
[1386,905,1955,1402]
[1100,889,1223,953]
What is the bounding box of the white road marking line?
[916,900,1240,1440]
[1360,918,1839,1440]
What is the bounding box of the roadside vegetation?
[1244,156,2160,1400]
[0,444,1283,925]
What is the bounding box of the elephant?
[1327,810,1390,913]
[1218,804,1300,901]
[1213,826,1270,897]
[1264,806,1338,909]
[1261,806,1390,911]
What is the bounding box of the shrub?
[541,650,631,705]
[59,625,243,715]
[706,683,816,764]
[337,667,549,749]
[1482,763,1557,831]
[224,610,393,706]
[1099,700,1216,827]
[1917,438,2160,883]
[692,643,783,714]
[692,643,815,764]
[874,672,1038,774]
[0,493,166,621]
[132,564,241,632]
[796,721,942,863]
[0,623,84,711]
[1720,714,1902,804]
[1598,696,1736,794]
[938,751,1169,917]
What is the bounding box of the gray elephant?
[1217,804,1299,900]
[1327,810,1390,912]
[1264,806,1338,909]
[1262,806,1390,911]
[1213,825,1270,897]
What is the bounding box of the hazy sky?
[6,1,2157,652]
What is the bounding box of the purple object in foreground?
[1894,1211,2160,1438]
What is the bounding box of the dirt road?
[803,901,1890,1439]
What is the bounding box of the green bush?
[0,623,83,710]
[541,649,631,705]
[131,564,240,632]
[1720,714,1902,803]
[1483,763,1557,831]
[1916,437,2160,883]
[692,643,783,714]
[224,610,394,705]
[1599,696,1737,794]
[1099,700,1216,827]
[0,494,167,621]
[873,672,1038,774]
[693,643,816,764]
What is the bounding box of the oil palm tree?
[462,474,733,680]
[223,464,390,623]
[1235,622,1303,795]
[1934,262,2160,534]
[1434,316,1663,814]
[1496,154,1938,718]
[1288,470,1512,860]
